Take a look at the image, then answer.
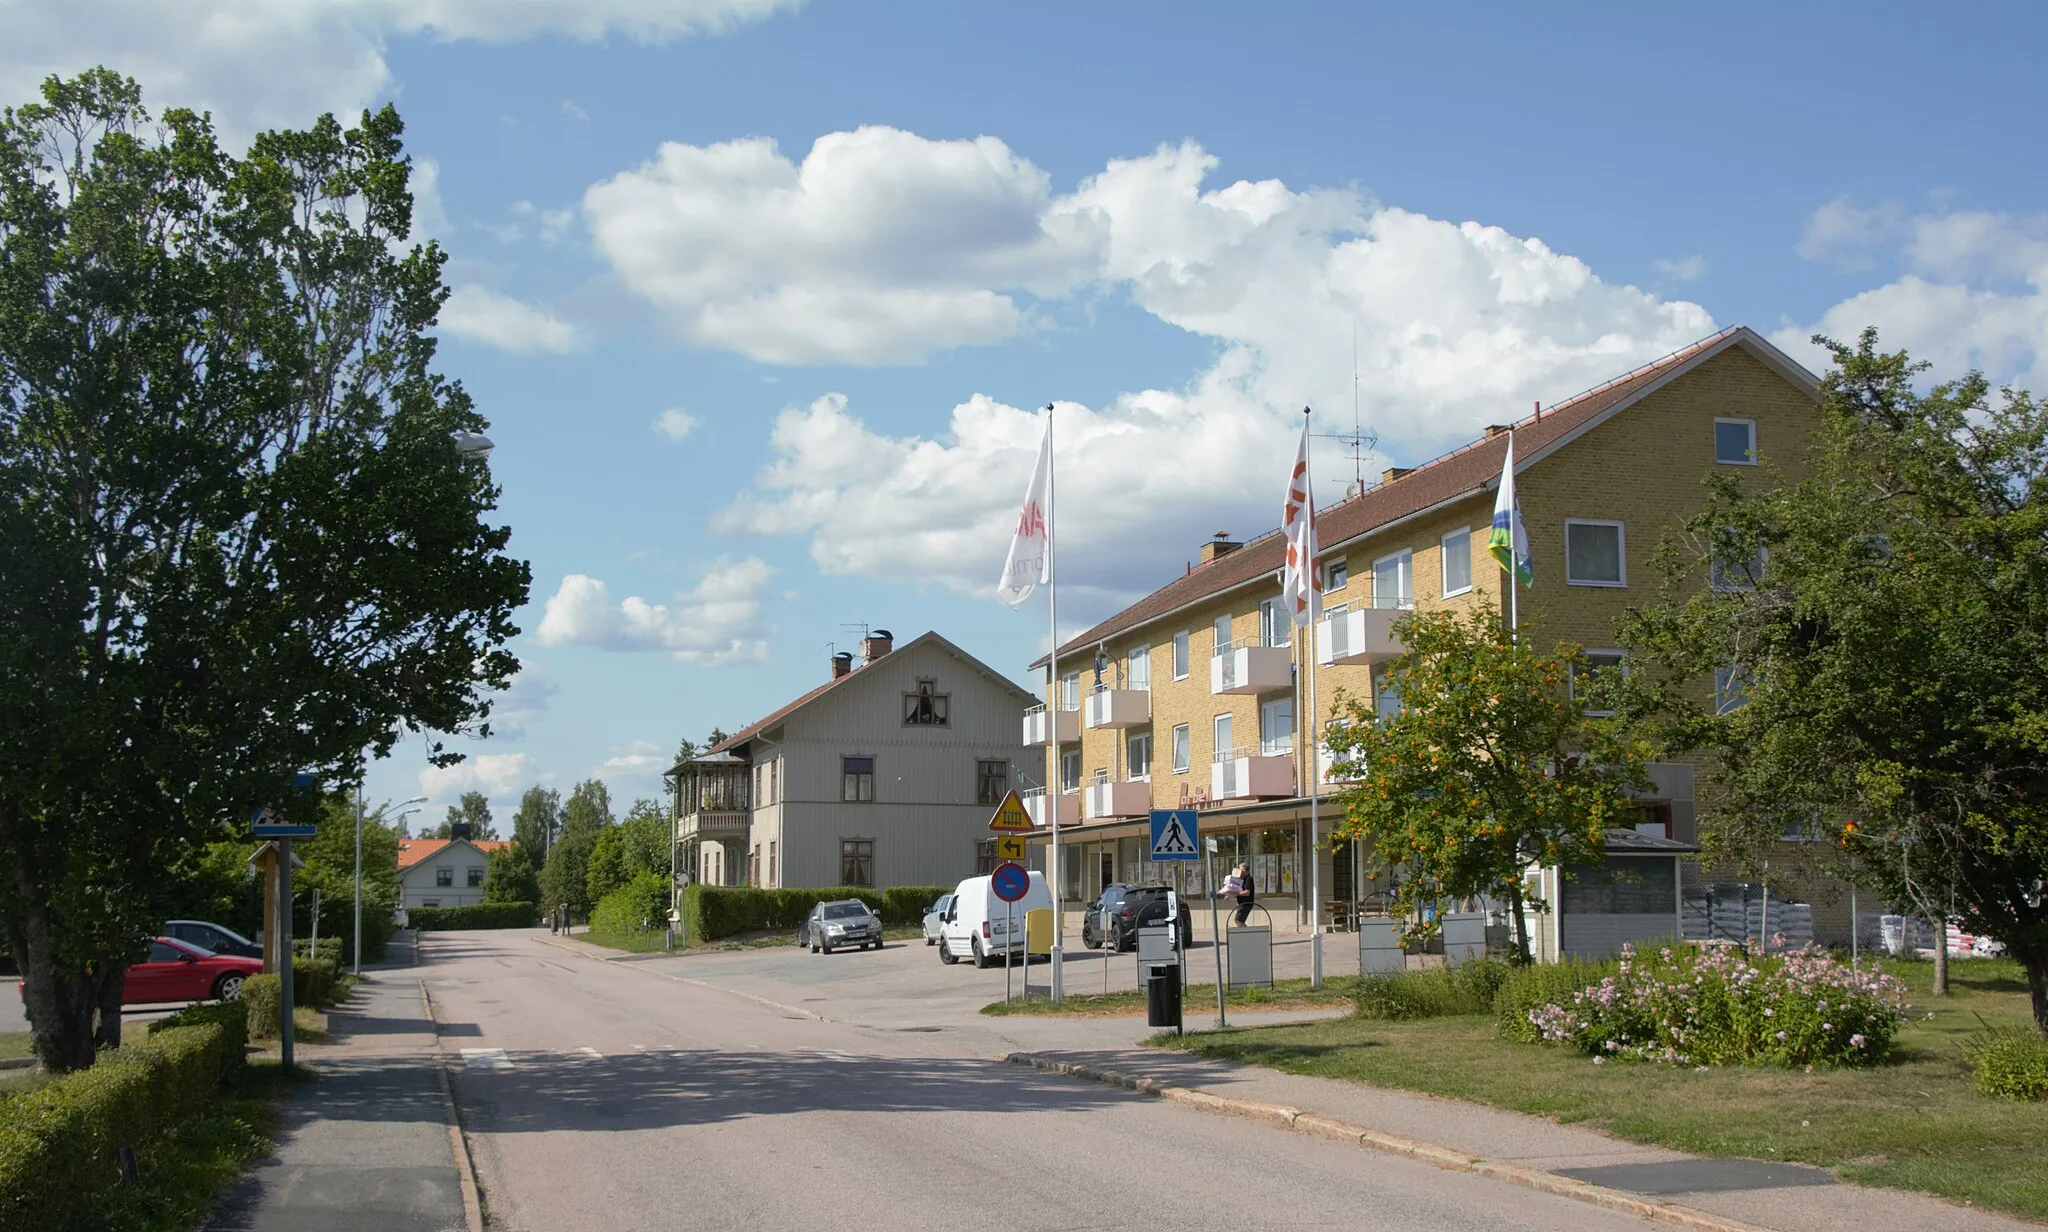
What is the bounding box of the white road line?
[459,1048,511,1071]
[574,1047,603,1059]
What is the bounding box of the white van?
[937,871,1050,968]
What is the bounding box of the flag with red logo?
[997,419,1052,607]
[1282,418,1322,627]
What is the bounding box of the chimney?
[1380,466,1412,483]
[1199,533,1240,564]
[1485,424,1511,439]
[830,651,854,680]
[861,628,894,664]
[449,819,472,842]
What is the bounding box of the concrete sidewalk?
[205,973,476,1232]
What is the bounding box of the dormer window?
[903,678,950,726]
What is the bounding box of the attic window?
[903,678,950,727]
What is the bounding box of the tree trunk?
[1931,916,1949,996]
[1507,877,1532,965]
[4,806,99,1073]
[91,965,125,1051]
[2019,942,2048,1037]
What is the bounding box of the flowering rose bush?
[1527,943,1910,1067]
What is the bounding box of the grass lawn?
[0,1031,30,1060]
[985,973,1365,1017]
[1158,957,2048,1222]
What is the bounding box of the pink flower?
[1850,1034,1867,1048]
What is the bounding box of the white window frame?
[1213,712,1234,762]
[1171,630,1190,680]
[1212,615,1233,655]
[1259,597,1291,648]
[1373,548,1414,609]
[1571,650,1629,716]
[1058,671,1080,711]
[1127,731,1152,781]
[1060,747,1082,794]
[1564,519,1627,588]
[1128,645,1150,691]
[1171,723,1190,773]
[1373,671,1402,723]
[1440,527,1472,598]
[1258,698,1294,757]
[1324,558,1349,592]
[1713,665,1750,714]
[1714,417,1758,466]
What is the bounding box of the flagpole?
[1507,430,1519,646]
[1304,408,1323,990]
[1045,404,1063,1004]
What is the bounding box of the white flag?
[1490,432,1533,588]
[997,420,1052,607]
[1282,418,1322,627]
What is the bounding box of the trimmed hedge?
[292,936,343,965]
[591,872,670,936]
[146,1002,249,1075]
[243,974,282,1041]
[293,958,338,1008]
[409,902,537,931]
[0,1019,242,1232]
[681,884,954,942]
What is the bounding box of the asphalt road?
[425,932,1657,1232]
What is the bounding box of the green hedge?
[292,936,343,964]
[243,974,282,1041]
[146,1002,249,1075]
[681,884,955,942]
[0,1019,241,1232]
[293,958,338,1008]
[591,872,670,936]
[409,902,537,931]
[1965,1026,2048,1101]
[1493,956,1623,1043]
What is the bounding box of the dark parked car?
[1081,884,1193,952]
[797,900,883,953]
[163,919,262,959]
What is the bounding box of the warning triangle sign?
[988,789,1034,832]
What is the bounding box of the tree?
[1326,609,1652,962]
[509,786,562,871]
[586,796,672,903]
[426,790,494,840]
[1618,330,2048,1031]
[674,728,731,765]
[0,71,529,1070]
[540,778,613,915]
[483,845,540,906]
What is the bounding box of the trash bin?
[1145,962,1182,1029]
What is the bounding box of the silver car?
[802,900,882,954]
[921,893,954,946]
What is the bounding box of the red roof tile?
[396,838,512,869]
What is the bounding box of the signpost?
[253,772,318,1072]
[993,860,1029,1002]
[1206,836,1225,1026]
[989,791,1036,1002]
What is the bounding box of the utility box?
[1227,925,1273,988]
[1025,908,1053,956]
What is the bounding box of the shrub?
[0,1020,240,1232]
[591,872,670,936]
[1964,1026,2048,1101]
[681,884,955,942]
[1354,966,1499,1021]
[409,902,537,931]
[1524,943,1910,1067]
[1495,956,1621,1043]
[242,974,282,1041]
[292,937,343,964]
[147,1002,249,1075]
[293,958,338,1008]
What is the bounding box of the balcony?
[1211,747,1296,801]
[678,808,750,839]
[1083,687,1150,729]
[1211,641,1293,695]
[1022,704,1080,746]
[1083,777,1152,820]
[1317,603,1409,667]
[1022,788,1081,829]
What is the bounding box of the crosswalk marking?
[575,1047,603,1059]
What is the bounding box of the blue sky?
[9,1,2046,829]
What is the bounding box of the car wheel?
[972,938,992,969]
[939,938,959,965]
[925,934,935,946]
[212,972,246,1001]
[822,941,833,954]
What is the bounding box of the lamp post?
[356,792,426,974]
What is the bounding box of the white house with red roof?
[396,836,513,909]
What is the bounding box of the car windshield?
[821,903,868,919]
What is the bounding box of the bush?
[1354,964,1503,1021]
[293,958,338,1008]
[0,1020,241,1232]
[242,974,282,1041]
[1523,943,1911,1067]
[409,902,537,931]
[147,1002,248,1075]
[681,884,956,942]
[590,872,670,935]
[1964,1026,2048,1101]
[1495,956,1622,1043]
[293,936,343,964]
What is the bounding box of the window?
[768,758,777,805]
[1259,698,1294,757]
[976,759,1008,806]
[1171,723,1190,773]
[1373,672,1402,723]
[840,839,874,887]
[1172,630,1190,680]
[841,756,875,802]
[975,839,997,875]
[422,899,440,909]
[1060,747,1081,793]
[1373,549,1414,609]
[435,867,453,887]
[1715,418,1757,465]
[1213,713,1234,760]
[147,942,183,964]
[1711,538,1767,591]
[1259,598,1291,647]
[467,867,484,888]
[1441,529,1472,597]
[1571,651,1628,715]
[1058,671,1080,711]
[1325,558,1349,591]
[903,678,950,726]
[1128,731,1152,780]
[768,841,777,887]
[1128,645,1150,691]
[1714,665,1750,714]
[1213,614,1233,654]
[1565,519,1626,586]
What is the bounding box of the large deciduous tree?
[1326,609,1651,961]
[428,789,495,840]
[1618,331,2048,1032]
[510,785,562,870]
[541,779,613,916]
[0,70,529,1070]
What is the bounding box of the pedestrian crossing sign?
[988,790,1034,833]
[1149,809,1199,861]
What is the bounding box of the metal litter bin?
[1145,962,1182,1029]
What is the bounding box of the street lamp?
[450,429,494,458]
[356,791,427,975]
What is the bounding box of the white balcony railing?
[1021,787,1081,829]
[1083,779,1151,820]
[1210,747,1295,801]
[1317,606,1408,667]
[1083,687,1150,729]
[1211,641,1294,695]
[1022,704,1081,746]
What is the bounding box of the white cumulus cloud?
[534,558,774,665]
[654,409,699,440]
[438,285,583,354]
[1652,255,1708,281]
[418,751,536,818]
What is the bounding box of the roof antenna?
[1313,316,1378,498]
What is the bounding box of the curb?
[999,1051,1777,1232]
[0,1057,33,1071]
[420,980,487,1232]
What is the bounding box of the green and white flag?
[1489,432,1533,588]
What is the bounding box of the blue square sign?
[1149,810,1199,862]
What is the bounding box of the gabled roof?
[700,630,1035,763]
[1035,326,1817,666]
[396,837,512,870]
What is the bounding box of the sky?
[8,1,2047,830]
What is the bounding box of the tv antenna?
[1313,317,1379,496]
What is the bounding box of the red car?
[124,936,261,1004]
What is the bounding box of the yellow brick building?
[1020,326,1825,954]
